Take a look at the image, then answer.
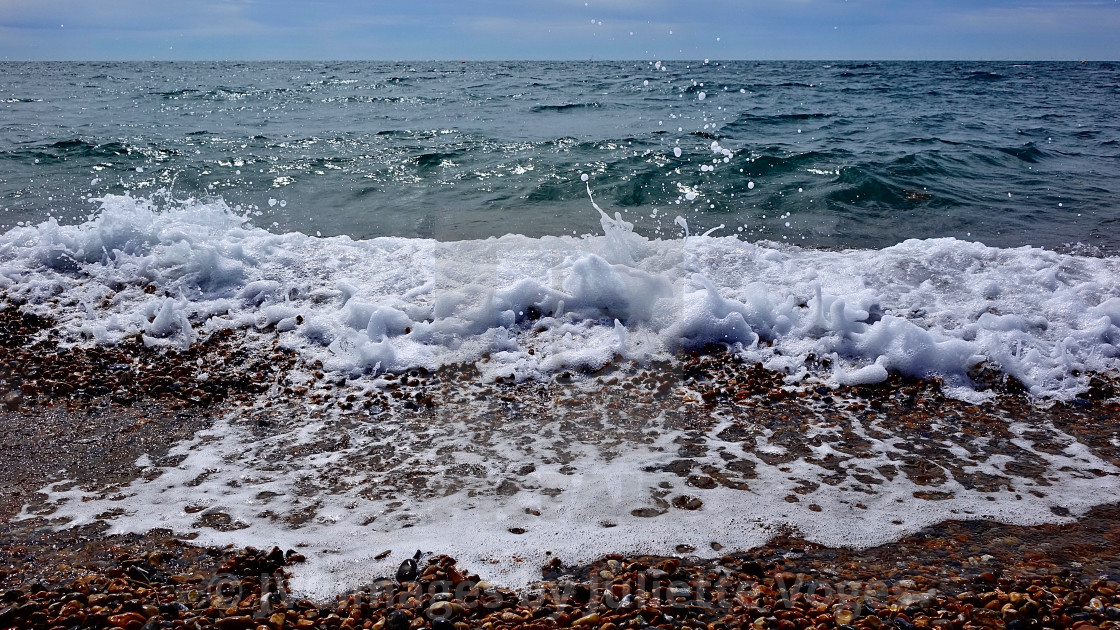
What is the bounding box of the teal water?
[2,60,1119,249]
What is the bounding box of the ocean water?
[2,60,1120,249]
[3,61,1120,597]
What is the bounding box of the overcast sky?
[1,0,1118,61]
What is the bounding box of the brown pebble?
[108,612,147,628]
[671,495,703,510]
[217,615,258,630]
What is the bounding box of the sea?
[3,60,1120,248]
[2,60,1120,597]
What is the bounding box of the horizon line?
[1,58,1114,64]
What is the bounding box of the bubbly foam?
[20,382,1120,599]
[5,193,1120,599]
[2,193,1119,399]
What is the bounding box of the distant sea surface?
[2,60,1119,250]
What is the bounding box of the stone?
[108,612,148,628]
[216,615,257,630]
[671,495,703,510]
[385,609,410,630]
[572,612,600,626]
[428,601,453,618]
[396,550,420,583]
[2,391,21,411]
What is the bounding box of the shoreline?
[2,505,1120,628]
[3,300,1120,620]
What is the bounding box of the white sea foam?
[5,193,1120,599]
[2,193,1118,399]
[19,391,1120,600]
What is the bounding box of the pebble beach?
[3,295,1120,629]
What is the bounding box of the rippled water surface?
[2,60,1119,249]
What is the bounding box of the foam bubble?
[22,379,1120,600]
[2,193,1119,399]
[7,193,1120,599]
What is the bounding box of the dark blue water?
[2,60,1118,250]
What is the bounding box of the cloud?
[0,0,1118,60]
[948,1,1120,31]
